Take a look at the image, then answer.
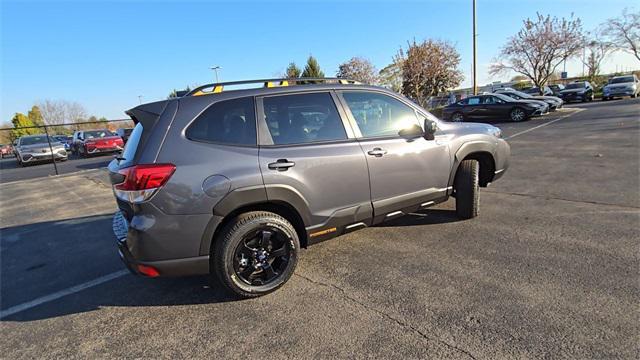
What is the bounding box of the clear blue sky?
[1,0,636,122]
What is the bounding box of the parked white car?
[602,75,639,100]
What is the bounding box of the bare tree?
[400,39,463,107]
[601,8,640,62]
[336,57,379,84]
[490,13,583,94]
[582,32,614,79]
[37,99,88,125]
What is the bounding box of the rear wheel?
[454,159,479,219]
[451,112,464,122]
[509,107,527,122]
[213,211,299,298]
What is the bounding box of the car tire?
[454,159,479,219]
[451,112,464,122]
[212,211,300,298]
[509,107,527,122]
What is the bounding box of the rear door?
[337,90,451,223]
[257,91,372,238]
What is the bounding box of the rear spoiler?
[125,100,170,128]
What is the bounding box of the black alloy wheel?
[233,227,292,287]
[213,211,299,298]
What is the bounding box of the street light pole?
[210,66,221,83]
[137,95,143,104]
[472,0,477,95]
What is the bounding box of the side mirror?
[424,119,437,140]
[398,124,424,139]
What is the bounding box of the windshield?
[565,83,585,89]
[84,130,114,139]
[20,136,57,146]
[609,76,634,84]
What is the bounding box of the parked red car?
[0,143,13,158]
[72,129,124,157]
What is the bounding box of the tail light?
[137,264,160,277]
[114,164,176,203]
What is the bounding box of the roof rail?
[186,77,361,97]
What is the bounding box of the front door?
[338,91,451,223]
[257,91,372,239]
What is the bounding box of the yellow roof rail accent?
[187,78,361,97]
[264,81,290,88]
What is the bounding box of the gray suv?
[109,78,510,297]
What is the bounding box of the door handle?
[367,148,387,157]
[268,159,295,171]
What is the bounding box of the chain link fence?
[0,119,134,176]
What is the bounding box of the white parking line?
[505,108,585,140]
[0,269,129,319]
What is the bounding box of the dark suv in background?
[558,81,594,102]
[110,78,510,297]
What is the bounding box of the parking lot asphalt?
[1,98,638,359]
[0,153,114,184]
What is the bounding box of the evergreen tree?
[285,62,302,78]
[301,56,325,78]
[28,106,45,126]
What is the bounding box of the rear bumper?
[111,209,218,277]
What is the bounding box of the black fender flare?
[202,185,311,255]
[212,184,311,226]
[448,141,496,188]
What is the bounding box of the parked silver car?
[15,134,67,166]
[109,78,511,298]
[602,75,639,100]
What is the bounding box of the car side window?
[186,96,257,146]
[342,91,419,138]
[262,92,347,145]
[467,97,480,105]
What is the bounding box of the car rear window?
[84,130,114,139]
[186,97,257,146]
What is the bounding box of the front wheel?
[451,112,464,122]
[509,107,527,122]
[454,159,479,219]
[213,211,299,298]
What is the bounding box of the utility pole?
[472,0,477,95]
[210,66,221,83]
[137,95,143,104]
